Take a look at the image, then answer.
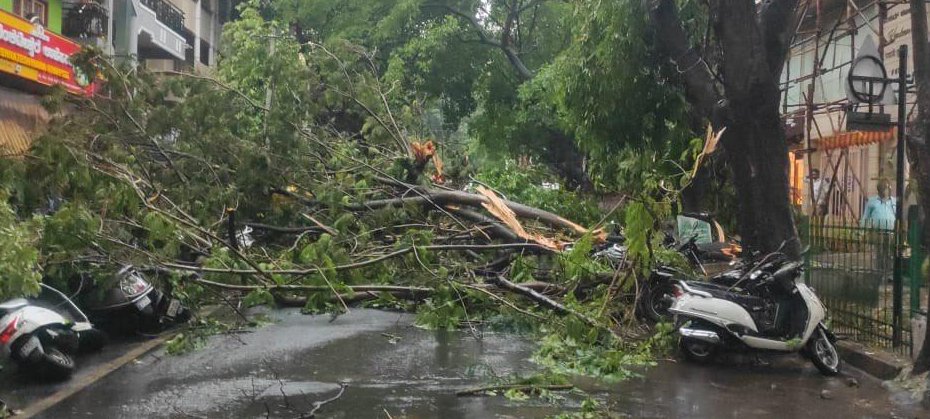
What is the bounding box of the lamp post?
[846,44,909,348]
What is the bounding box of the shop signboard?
[0,9,95,95]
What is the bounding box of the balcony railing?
[139,0,184,36]
[63,0,109,39]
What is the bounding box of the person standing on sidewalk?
[862,179,897,230]
[810,169,827,217]
[861,179,896,276]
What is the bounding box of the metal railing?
[63,0,109,39]
[139,0,185,36]
[804,222,912,354]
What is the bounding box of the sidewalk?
[836,340,910,380]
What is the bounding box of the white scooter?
[0,284,106,380]
[669,258,841,376]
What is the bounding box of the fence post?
[911,205,925,316]
[892,45,908,348]
[800,216,811,283]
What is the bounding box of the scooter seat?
[0,298,29,314]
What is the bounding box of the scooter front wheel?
[35,347,75,381]
[808,328,841,376]
[679,337,717,363]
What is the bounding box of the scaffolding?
[786,0,921,352]
[781,0,915,225]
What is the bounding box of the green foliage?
[641,321,678,356]
[560,235,602,282]
[533,331,654,382]
[414,285,471,330]
[41,204,100,257]
[551,395,609,419]
[243,288,275,307]
[165,319,229,355]
[0,199,42,300]
[536,0,691,188]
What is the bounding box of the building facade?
[105,0,230,71]
[0,0,231,156]
[781,0,919,224]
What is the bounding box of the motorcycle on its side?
[0,284,107,380]
[669,255,841,376]
[74,265,191,335]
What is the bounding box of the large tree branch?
[349,187,591,235]
[491,276,600,329]
[758,0,801,80]
[434,4,534,80]
[517,0,545,14]
[646,0,720,119]
[165,242,553,276]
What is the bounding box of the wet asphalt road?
[0,335,152,409]
[4,308,923,418]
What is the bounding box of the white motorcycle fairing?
[671,293,759,333]
[0,306,70,358]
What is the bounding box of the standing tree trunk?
[647,0,801,258]
[904,0,930,374]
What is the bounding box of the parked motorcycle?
[638,235,730,322]
[589,234,712,322]
[0,284,106,380]
[669,254,841,375]
[74,265,191,335]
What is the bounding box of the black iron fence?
[140,0,185,36]
[804,221,917,354]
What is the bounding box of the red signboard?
[0,9,95,95]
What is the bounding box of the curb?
[836,340,908,380]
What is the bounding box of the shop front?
[0,7,94,156]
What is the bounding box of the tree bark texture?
[904,0,930,374]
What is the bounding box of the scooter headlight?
[119,270,150,295]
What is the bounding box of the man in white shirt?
[809,169,826,216]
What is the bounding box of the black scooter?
[72,266,191,335]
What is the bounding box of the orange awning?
[0,85,49,158]
[816,128,895,151]
[0,119,36,157]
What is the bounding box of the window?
[13,0,48,27]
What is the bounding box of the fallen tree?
[0,9,695,383]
